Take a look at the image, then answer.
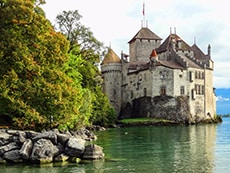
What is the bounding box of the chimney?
[207,44,211,57]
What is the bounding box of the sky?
[42,0,230,89]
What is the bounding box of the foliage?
[55,10,117,126]
[0,0,90,130]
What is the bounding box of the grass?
[118,117,176,126]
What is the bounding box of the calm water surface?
[1,118,230,173]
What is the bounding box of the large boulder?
[30,139,59,163]
[0,142,20,156]
[0,130,12,146]
[56,133,71,146]
[32,131,57,144]
[64,137,85,157]
[3,149,23,163]
[82,144,104,160]
[19,139,33,159]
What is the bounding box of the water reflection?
[2,121,230,173]
[96,124,217,173]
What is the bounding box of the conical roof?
[101,48,121,65]
[128,27,162,43]
[150,49,158,58]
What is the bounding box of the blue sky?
[42,0,230,89]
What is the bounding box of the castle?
[101,26,216,123]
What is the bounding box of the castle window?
[202,72,204,79]
[160,86,166,95]
[180,86,185,95]
[202,86,205,95]
[189,71,193,82]
[113,89,116,97]
[131,90,133,99]
[144,88,147,96]
[192,89,196,100]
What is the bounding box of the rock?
[64,137,85,157]
[0,131,12,146]
[25,130,40,139]
[71,128,97,141]
[32,131,57,144]
[3,149,23,163]
[18,131,27,143]
[0,142,20,156]
[82,144,104,160]
[0,156,6,163]
[68,157,81,163]
[30,139,59,163]
[56,133,71,146]
[53,153,69,162]
[19,139,33,159]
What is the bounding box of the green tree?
[56,10,117,126]
[0,0,89,130]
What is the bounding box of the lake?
[0,118,230,173]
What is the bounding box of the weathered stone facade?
[101,27,216,123]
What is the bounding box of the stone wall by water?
[0,128,104,164]
[120,95,194,123]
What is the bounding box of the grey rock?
[19,139,33,159]
[0,142,20,156]
[82,144,104,160]
[0,131,12,146]
[32,131,57,144]
[25,131,40,139]
[3,149,23,163]
[30,139,59,163]
[56,133,71,145]
[18,131,27,143]
[64,137,85,157]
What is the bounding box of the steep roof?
[191,44,209,60]
[101,48,121,65]
[128,27,162,43]
[156,34,192,53]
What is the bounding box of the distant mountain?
[215,88,230,114]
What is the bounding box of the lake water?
[1,118,230,173]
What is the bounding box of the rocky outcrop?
[0,128,104,164]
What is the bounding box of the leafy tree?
[56,10,117,126]
[0,0,89,130]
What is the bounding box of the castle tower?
[128,27,162,62]
[101,48,122,114]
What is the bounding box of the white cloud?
[216,96,230,102]
[42,0,230,88]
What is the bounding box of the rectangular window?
[189,71,193,82]
[144,88,147,96]
[160,86,166,95]
[202,85,205,95]
[180,86,185,95]
[131,90,133,99]
[192,89,196,100]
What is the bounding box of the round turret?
[101,49,122,114]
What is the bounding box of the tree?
[0,0,89,130]
[56,10,117,126]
